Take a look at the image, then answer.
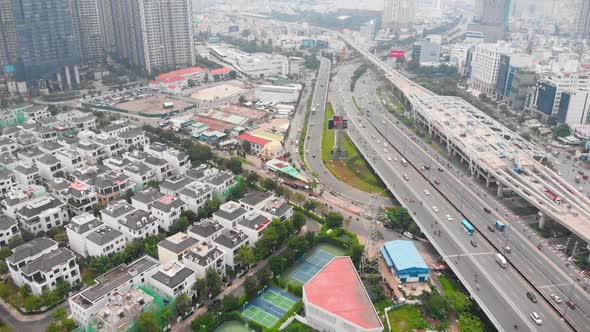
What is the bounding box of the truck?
[495,220,506,231]
[496,253,507,268]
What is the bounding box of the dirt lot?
[117,95,194,115]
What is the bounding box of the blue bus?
[462,219,475,235]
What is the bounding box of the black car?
[470,239,478,247]
[484,207,491,213]
[437,167,444,172]
[487,225,496,232]
[527,292,538,303]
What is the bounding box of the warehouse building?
[381,240,429,283]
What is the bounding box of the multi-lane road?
[325,62,572,332]
[303,57,392,206]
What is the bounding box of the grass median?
[321,102,387,195]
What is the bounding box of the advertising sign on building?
[389,50,405,58]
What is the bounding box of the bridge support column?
[538,212,552,229]
[496,183,503,198]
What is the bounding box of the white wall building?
[149,261,196,299]
[470,43,506,96]
[69,256,159,327]
[0,215,19,247]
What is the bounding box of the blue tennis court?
[242,287,300,328]
[288,249,335,284]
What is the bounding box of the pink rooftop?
[304,257,382,330]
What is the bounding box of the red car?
[434,180,440,185]
[566,301,576,309]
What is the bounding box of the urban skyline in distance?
[0,1,590,332]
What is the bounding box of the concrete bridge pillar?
[497,183,503,198]
[538,212,552,229]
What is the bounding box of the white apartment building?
[212,201,248,229]
[145,142,191,176]
[0,169,17,197]
[69,256,159,327]
[13,163,41,187]
[158,232,199,265]
[0,215,19,247]
[117,129,150,151]
[131,188,165,212]
[182,241,225,279]
[470,43,507,96]
[101,201,158,241]
[124,151,174,182]
[213,229,248,268]
[55,149,85,173]
[178,182,212,212]
[6,238,80,295]
[86,225,126,257]
[16,195,69,233]
[536,72,589,117]
[66,213,103,257]
[65,181,98,216]
[187,218,224,243]
[150,195,186,231]
[36,154,64,181]
[149,261,196,299]
[557,89,590,126]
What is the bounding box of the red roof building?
[209,67,233,76]
[303,257,383,332]
[236,134,272,156]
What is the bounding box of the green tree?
[287,236,308,256]
[385,207,412,230]
[169,216,190,234]
[221,295,241,312]
[206,268,222,297]
[291,211,306,230]
[269,256,288,276]
[325,212,343,228]
[8,236,24,249]
[61,319,76,331]
[23,295,40,312]
[261,178,277,191]
[147,179,159,188]
[197,198,221,218]
[246,172,259,187]
[224,158,243,175]
[243,276,258,297]
[235,245,256,268]
[137,311,160,332]
[226,182,247,201]
[303,200,317,211]
[458,313,484,332]
[176,293,192,316]
[46,322,61,332]
[446,291,471,313]
[53,307,68,321]
[241,140,251,153]
[191,312,215,331]
[553,123,571,138]
[424,292,450,320]
[193,278,207,299]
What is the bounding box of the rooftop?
[77,256,159,303]
[382,240,429,272]
[20,247,75,275]
[304,257,382,330]
[150,262,195,289]
[151,195,185,212]
[237,133,271,146]
[0,215,17,230]
[188,218,223,239]
[158,232,199,254]
[214,201,247,221]
[86,226,124,246]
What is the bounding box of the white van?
[401,158,408,166]
[496,253,507,268]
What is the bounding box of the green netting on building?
[0,109,25,128]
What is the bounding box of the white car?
[384,148,388,153]
[403,231,414,239]
[394,157,398,162]
[377,140,381,144]
[387,156,392,161]
[530,312,542,325]
[384,143,388,147]
[403,174,409,181]
[550,294,562,304]
[446,215,453,221]
[432,206,439,213]
[424,190,430,196]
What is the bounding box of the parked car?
[484,207,491,213]
[432,206,439,213]
[446,215,453,221]
[434,180,440,185]
[470,239,478,247]
[487,225,496,232]
[403,232,414,239]
[527,292,538,303]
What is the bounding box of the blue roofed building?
[381,240,429,283]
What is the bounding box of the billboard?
[389,50,405,58]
